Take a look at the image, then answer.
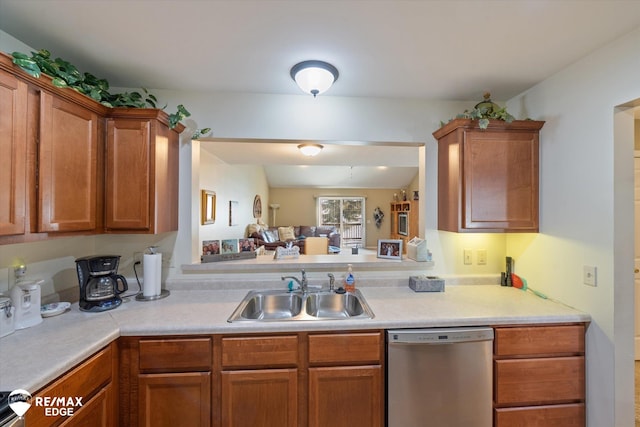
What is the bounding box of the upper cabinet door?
[38,91,100,232]
[0,69,27,236]
[105,118,152,231]
[434,119,544,233]
[105,111,181,234]
[463,129,539,231]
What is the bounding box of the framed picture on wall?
[229,201,239,226]
[201,190,216,225]
[253,195,262,219]
[377,239,403,260]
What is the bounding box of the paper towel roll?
[143,253,162,297]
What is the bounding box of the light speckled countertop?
[0,284,589,393]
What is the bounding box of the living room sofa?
[246,224,341,253]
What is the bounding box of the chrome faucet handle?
[300,269,308,292]
[328,273,335,291]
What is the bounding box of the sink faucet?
[282,269,308,293]
[328,273,335,291]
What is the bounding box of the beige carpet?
[636,361,640,426]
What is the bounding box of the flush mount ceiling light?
[298,143,323,156]
[290,60,339,97]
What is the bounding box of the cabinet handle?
[635,268,639,274]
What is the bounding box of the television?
[398,212,408,236]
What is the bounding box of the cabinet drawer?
[139,337,212,372]
[495,357,585,406]
[495,325,584,357]
[222,335,298,369]
[309,332,381,365]
[495,403,585,427]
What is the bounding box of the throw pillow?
[278,226,296,241]
[262,229,277,243]
[246,223,263,237]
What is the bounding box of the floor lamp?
[269,204,280,227]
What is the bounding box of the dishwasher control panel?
[388,327,494,344]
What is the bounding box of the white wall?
[198,149,270,243]
[505,27,640,426]
[148,88,511,278]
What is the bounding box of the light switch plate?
[463,249,472,265]
[477,249,487,265]
[583,265,597,286]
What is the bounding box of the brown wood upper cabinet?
[433,119,544,232]
[105,110,183,233]
[0,52,185,243]
[0,68,27,237]
[38,91,101,233]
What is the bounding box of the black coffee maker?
[76,255,128,312]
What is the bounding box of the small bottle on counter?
[344,264,356,293]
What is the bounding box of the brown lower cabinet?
[24,324,587,426]
[218,331,384,427]
[221,369,298,426]
[119,331,384,427]
[119,336,212,427]
[138,372,211,427]
[308,365,381,427]
[24,342,116,427]
[493,324,586,427]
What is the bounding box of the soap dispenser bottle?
[344,264,356,293]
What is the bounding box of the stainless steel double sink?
[227,289,375,322]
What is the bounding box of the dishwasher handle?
[388,327,494,344]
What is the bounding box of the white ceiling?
[2,0,640,188]
[201,139,421,188]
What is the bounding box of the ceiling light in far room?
[290,60,339,97]
[298,143,323,157]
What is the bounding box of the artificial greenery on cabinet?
[441,92,518,130]
[11,49,211,139]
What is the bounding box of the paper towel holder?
[135,246,170,302]
[135,288,170,302]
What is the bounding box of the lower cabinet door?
[59,383,114,427]
[308,365,382,427]
[138,372,211,427]
[495,403,585,427]
[221,369,298,427]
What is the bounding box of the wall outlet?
[463,249,472,265]
[583,265,597,286]
[133,252,143,264]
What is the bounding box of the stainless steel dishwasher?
[387,327,494,427]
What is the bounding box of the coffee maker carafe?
[76,255,128,312]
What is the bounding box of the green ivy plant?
[11,49,211,138]
[441,92,516,130]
